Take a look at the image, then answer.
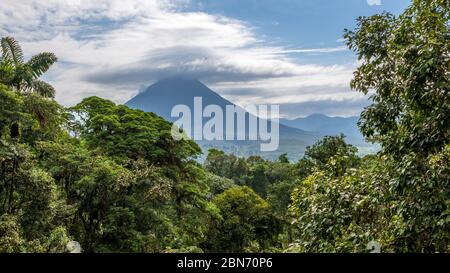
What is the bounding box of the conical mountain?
[125,77,320,160]
[126,78,235,122]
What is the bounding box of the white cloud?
[277,46,348,54]
[367,0,382,6]
[0,0,362,116]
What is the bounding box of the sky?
[0,0,411,118]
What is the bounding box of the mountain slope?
[127,78,232,122]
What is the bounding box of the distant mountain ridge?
[280,114,362,140]
[279,114,379,154]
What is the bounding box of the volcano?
[125,78,321,160]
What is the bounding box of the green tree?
[297,134,360,178]
[278,153,289,164]
[204,149,248,183]
[289,155,391,252]
[345,1,449,156]
[0,84,24,139]
[344,0,449,251]
[203,172,235,198]
[0,214,25,252]
[206,186,281,252]
[70,96,200,165]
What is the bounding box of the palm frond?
[31,80,56,98]
[12,65,35,91]
[1,37,24,66]
[26,52,57,78]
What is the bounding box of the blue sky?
[188,0,409,65]
[0,0,411,118]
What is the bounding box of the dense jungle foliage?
[0,0,448,252]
